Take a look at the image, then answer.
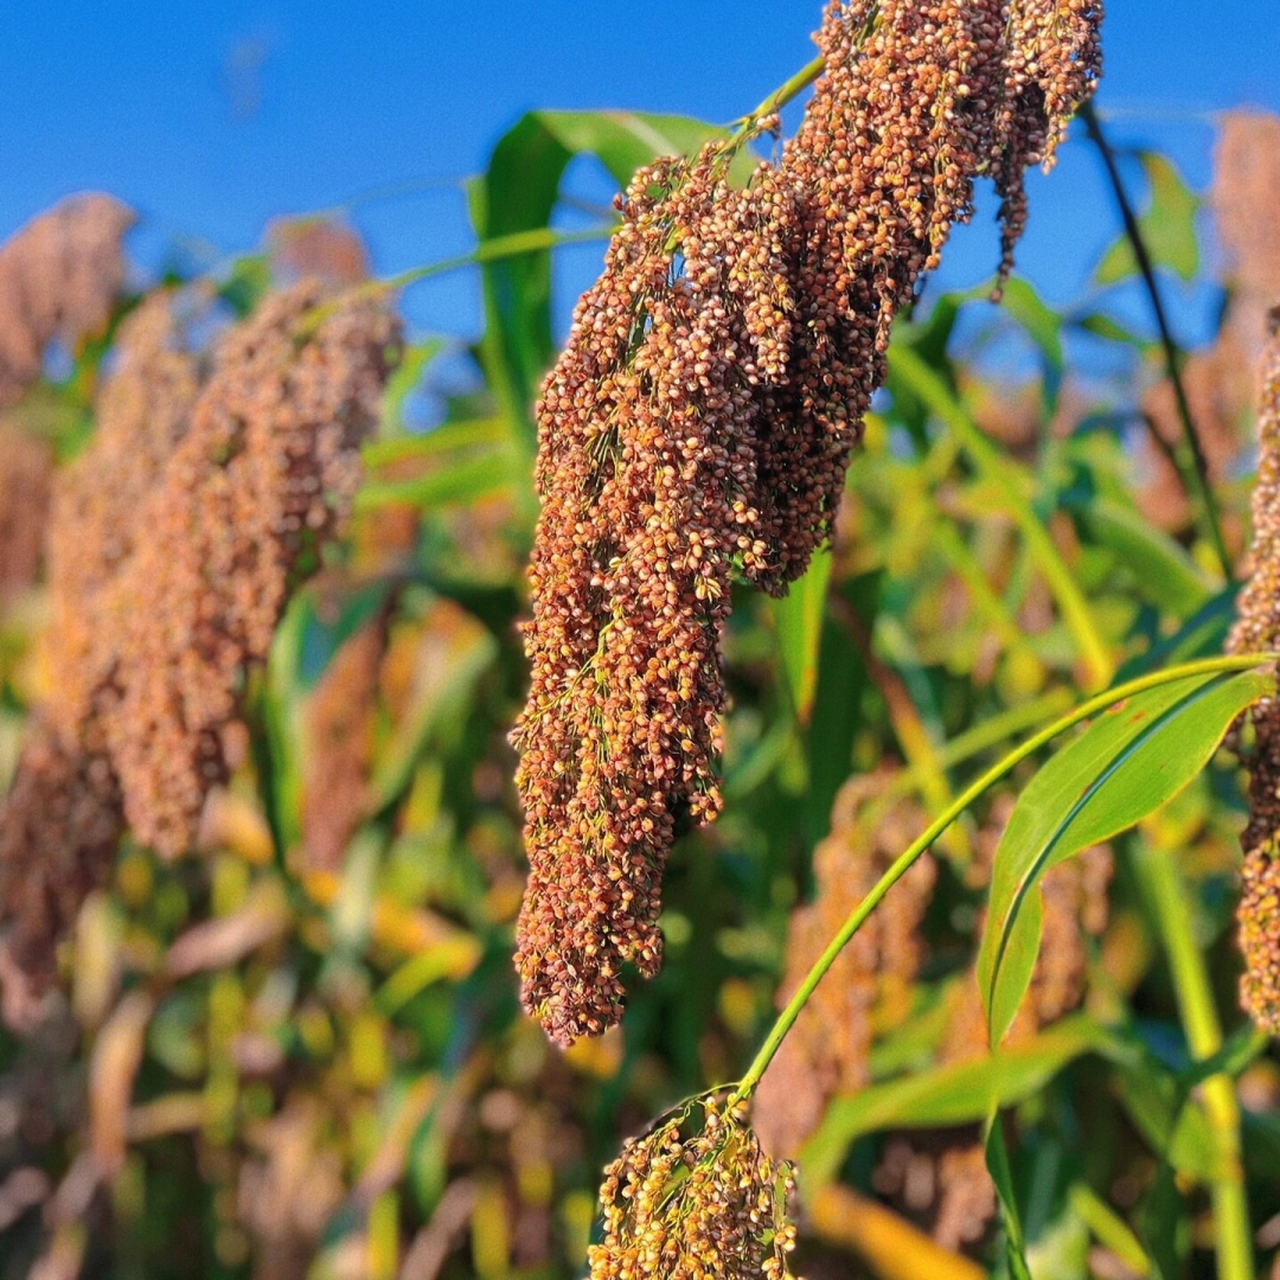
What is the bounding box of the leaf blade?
[977,668,1271,1046]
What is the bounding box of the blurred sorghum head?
[1229,309,1280,1033]
[0,423,54,600]
[0,292,199,989]
[0,281,400,992]
[512,0,1104,1044]
[754,773,935,1157]
[104,282,401,858]
[0,194,134,408]
[754,781,1110,1251]
[590,1095,797,1280]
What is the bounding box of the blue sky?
[2,2,1277,348]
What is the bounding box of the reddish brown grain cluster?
[268,216,370,286]
[590,1096,797,1280]
[513,0,1104,1045]
[0,283,398,988]
[0,195,134,408]
[299,613,388,872]
[105,283,399,857]
[0,423,54,598]
[0,293,199,984]
[1228,310,1280,1033]
[754,774,935,1157]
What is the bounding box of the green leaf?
[1097,153,1200,284]
[986,1114,1034,1280]
[1067,495,1215,618]
[977,667,1271,1046]
[1071,310,1144,347]
[381,340,443,436]
[801,1016,1117,1187]
[356,448,517,512]
[999,277,1064,407]
[369,595,500,811]
[769,552,832,725]
[262,583,393,850]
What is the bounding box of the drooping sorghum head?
[104,282,400,857]
[0,721,124,989]
[1214,112,1280,329]
[1229,310,1280,1032]
[511,148,800,1044]
[0,194,134,408]
[299,611,387,872]
[45,289,206,740]
[0,422,54,599]
[754,772,936,1157]
[268,216,371,286]
[590,1096,797,1280]
[991,0,1104,283]
[0,292,199,989]
[0,281,399,993]
[512,0,1104,1045]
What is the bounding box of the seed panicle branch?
[513,0,1104,1046]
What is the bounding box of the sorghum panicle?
[755,783,1110,1251]
[0,722,124,986]
[1228,310,1280,1032]
[0,283,399,988]
[300,612,387,872]
[0,424,54,599]
[105,282,400,857]
[754,773,935,1157]
[1140,109,1280,539]
[0,194,134,408]
[513,0,1104,1045]
[590,1096,797,1280]
[0,293,199,986]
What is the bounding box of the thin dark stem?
[1080,100,1231,580]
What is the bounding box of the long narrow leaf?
[977,667,1271,1046]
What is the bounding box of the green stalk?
[892,345,1115,691]
[1080,101,1231,581]
[729,651,1275,1103]
[295,225,617,339]
[728,53,828,147]
[1132,844,1254,1280]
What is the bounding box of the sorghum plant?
[513,0,1104,1046]
[1229,309,1280,1032]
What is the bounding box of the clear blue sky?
[2,2,1277,348]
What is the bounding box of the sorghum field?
[1,3,1279,1278]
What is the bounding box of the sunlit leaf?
[1097,153,1200,284]
[769,551,832,725]
[801,1016,1119,1186]
[1068,495,1215,618]
[977,667,1271,1046]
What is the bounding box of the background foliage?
[0,50,1279,1280]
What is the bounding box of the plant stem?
[294,225,618,338]
[729,651,1275,1103]
[892,345,1116,691]
[728,54,828,147]
[1132,844,1254,1280]
[1080,100,1231,581]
